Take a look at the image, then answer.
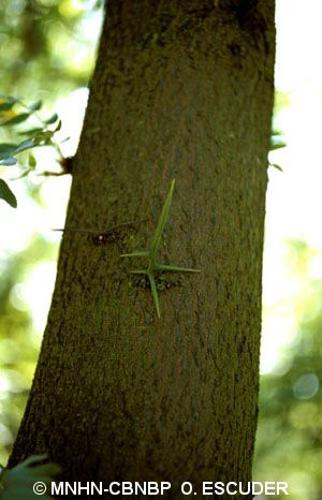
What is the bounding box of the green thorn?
[121,179,201,318]
[121,250,149,258]
[150,179,175,259]
[156,263,201,273]
[148,273,161,318]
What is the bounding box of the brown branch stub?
[37,156,74,177]
[58,156,74,175]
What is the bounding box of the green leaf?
[0,140,35,160]
[269,142,286,151]
[54,120,62,132]
[1,113,30,126]
[44,113,58,125]
[0,179,17,207]
[271,129,283,136]
[18,127,44,136]
[270,134,286,151]
[2,485,44,500]
[14,139,35,154]
[150,179,175,258]
[93,0,104,8]
[0,157,17,166]
[1,454,60,500]
[28,153,37,168]
[29,100,42,112]
[33,131,54,144]
[0,143,19,159]
[0,97,16,111]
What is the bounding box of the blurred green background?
[1,1,322,499]
[0,0,103,465]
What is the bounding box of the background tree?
[8,0,275,494]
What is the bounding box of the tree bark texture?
[10,1,275,498]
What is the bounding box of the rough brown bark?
[10,1,275,497]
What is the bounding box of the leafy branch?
[0,95,65,208]
[122,179,200,318]
[0,454,60,500]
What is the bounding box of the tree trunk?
[10,0,275,497]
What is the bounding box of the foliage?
[0,455,60,500]
[0,0,102,97]
[0,96,64,207]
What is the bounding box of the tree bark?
[10,0,275,497]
